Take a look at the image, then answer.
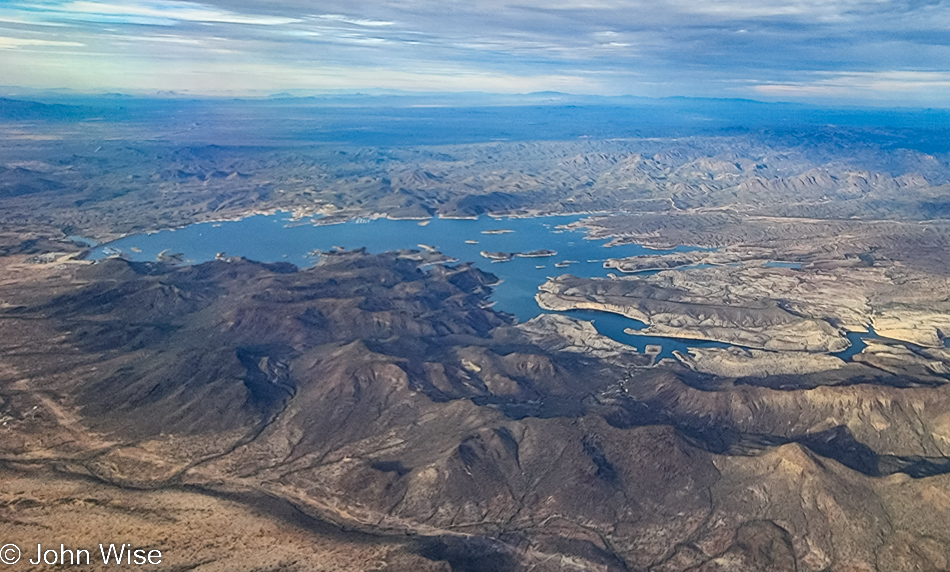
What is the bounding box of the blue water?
[764,261,803,269]
[834,331,869,360]
[88,213,874,362]
[559,309,729,360]
[89,213,714,358]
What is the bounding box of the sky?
[0,0,949,105]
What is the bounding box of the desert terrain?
[3,97,950,570]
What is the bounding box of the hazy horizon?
[6,89,950,114]
[1,0,948,107]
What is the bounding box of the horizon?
[1,1,948,107]
[4,89,950,113]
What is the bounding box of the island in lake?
[515,249,557,258]
[480,249,558,262]
[480,250,513,261]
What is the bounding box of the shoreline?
[83,207,623,256]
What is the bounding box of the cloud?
[0,0,948,105]
[110,33,206,45]
[0,15,67,26]
[0,35,84,48]
[0,46,597,94]
[312,14,394,27]
[664,0,888,22]
[751,71,950,101]
[24,0,300,26]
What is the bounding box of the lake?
[90,213,872,361]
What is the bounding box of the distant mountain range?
[3,93,950,153]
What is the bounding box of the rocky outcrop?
[873,308,950,348]
[677,346,847,377]
[604,248,772,273]
[517,313,652,362]
[538,257,950,374]
[536,274,851,353]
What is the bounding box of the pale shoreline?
[83,206,622,255]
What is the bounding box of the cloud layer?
[0,0,948,104]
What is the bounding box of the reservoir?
[89,213,852,360]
